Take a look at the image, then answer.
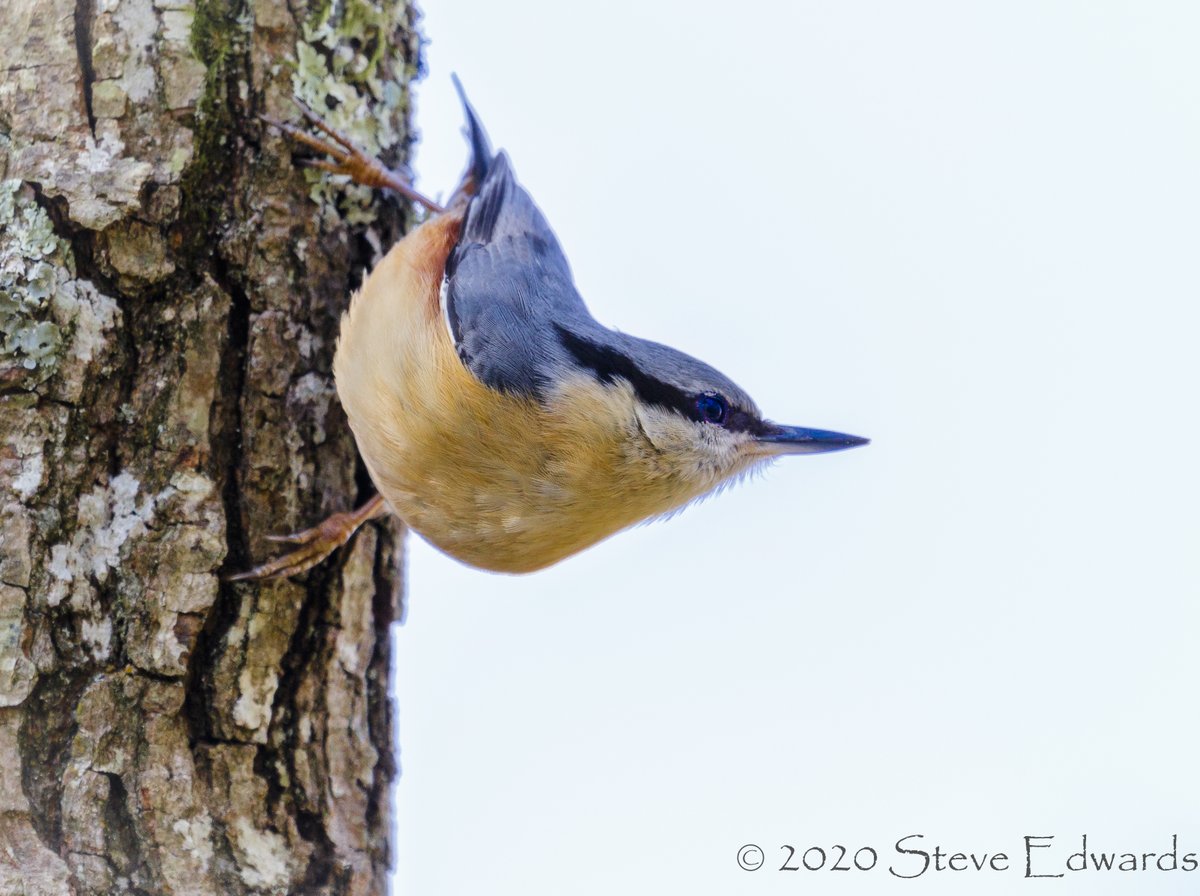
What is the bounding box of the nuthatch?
[236,80,867,579]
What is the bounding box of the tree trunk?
[0,0,418,892]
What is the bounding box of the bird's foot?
[225,493,390,582]
[263,100,445,213]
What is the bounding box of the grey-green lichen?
[1,180,65,379]
[0,180,120,399]
[291,0,414,226]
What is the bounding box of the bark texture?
[0,0,418,892]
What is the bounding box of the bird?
[235,78,867,579]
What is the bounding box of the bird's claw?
[225,494,389,583]
[261,102,443,213]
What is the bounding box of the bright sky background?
[392,2,1200,893]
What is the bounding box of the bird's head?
[553,323,868,501]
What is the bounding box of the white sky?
[392,2,1200,893]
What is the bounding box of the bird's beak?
[754,424,870,456]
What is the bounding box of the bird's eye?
[694,392,728,425]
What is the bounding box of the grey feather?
[446,152,590,396]
[451,74,493,194]
[444,119,759,424]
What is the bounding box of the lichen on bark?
[0,0,417,892]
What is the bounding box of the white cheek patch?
[635,405,726,472]
[632,403,666,452]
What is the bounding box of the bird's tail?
[450,74,494,201]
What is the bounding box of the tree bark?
[0,0,418,892]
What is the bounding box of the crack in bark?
[366,520,401,859]
[18,670,92,850]
[73,0,97,136]
[101,772,146,884]
[26,182,121,298]
[181,282,249,744]
[179,0,252,746]
[266,575,342,883]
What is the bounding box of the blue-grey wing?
[445,152,592,398]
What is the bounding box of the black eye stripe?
[554,326,764,433]
[555,325,695,418]
[724,408,764,434]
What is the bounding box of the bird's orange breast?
[333,212,732,572]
